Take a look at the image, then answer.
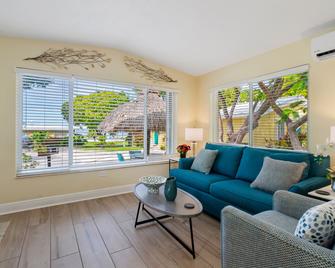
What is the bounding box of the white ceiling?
[1,0,335,75]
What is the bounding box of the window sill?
[16,159,170,178]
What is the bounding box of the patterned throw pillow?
[294,201,335,248]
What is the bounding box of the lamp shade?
[330,126,335,143]
[185,128,203,141]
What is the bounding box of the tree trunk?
[287,124,303,150]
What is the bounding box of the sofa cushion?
[205,143,244,177]
[191,149,218,174]
[250,157,307,193]
[271,153,310,180]
[170,168,230,193]
[236,147,310,182]
[236,148,273,182]
[209,179,272,213]
[254,211,298,234]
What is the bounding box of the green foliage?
[97,135,106,144]
[22,153,39,169]
[80,141,141,152]
[61,91,129,130]
[160,144,166,151]
[282,73,308,98]
[73,135,87,146]
[265,132,307,150]
[31,131,49,153]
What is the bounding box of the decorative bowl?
[139,176,167,194]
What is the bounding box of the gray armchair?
[221,191,335,268]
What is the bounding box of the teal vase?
[164,177,177,201]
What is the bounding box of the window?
[17,70,176,175]
[213,66,308,151]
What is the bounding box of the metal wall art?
[124,56,177,83]
[24,48,112,70]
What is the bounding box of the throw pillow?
[191,149,218,174]
[295,201,335,248]
[250,157,307,193]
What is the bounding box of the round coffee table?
[134,183,203,259]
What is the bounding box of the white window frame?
[210,64,309,150]
[16,68,178,176]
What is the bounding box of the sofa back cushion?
[205,143,244,177]
[236,147,310,182]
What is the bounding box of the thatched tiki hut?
[99,91,166,154]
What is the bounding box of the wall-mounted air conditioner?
[311,31,335,61]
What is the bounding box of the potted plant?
[176,144,191,158]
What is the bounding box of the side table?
[169,156,180,172]
[308,185,335,201]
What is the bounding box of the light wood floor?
[0,193,221,268]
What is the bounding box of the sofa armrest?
[221,206,335,267]
[178,157,195,170]
[273,190,323,219]
[288,176,330,195]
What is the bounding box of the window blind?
[17,70,176,175]
[19,73,70,171]
[214,67,308,151]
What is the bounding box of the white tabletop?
[134,183,203,217]
[308,185,335,201]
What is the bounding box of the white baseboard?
[0,184,134,215]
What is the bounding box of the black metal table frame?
[134,201,196,259]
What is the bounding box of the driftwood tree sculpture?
[24,48,112,70]
[124,56,177,83]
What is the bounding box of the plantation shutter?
[214,67,308,151]
[72,79,145,167]
[250,71,308,150]
[215,84,250,145]
[18,72,70,173]
[17,69,176,175]
[146,89,176,159]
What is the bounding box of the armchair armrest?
[273,190,323,219]
[221,206,335,267]
[178,157,195,170]
[288,176,330,195]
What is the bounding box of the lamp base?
[191,141,197,157]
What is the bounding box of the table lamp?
[329,126,335,147]
[185,128,203,157]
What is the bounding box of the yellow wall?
[0,36,196,204]
[196,37,335,155]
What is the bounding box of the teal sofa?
[170,143,330,219]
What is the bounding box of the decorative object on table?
[176,144,191,158]
[124,56,177,83]
[184,203,195,209]
[139,175,166,194]
[250,157,307,193]
[327,167,335,192]
[315,190,330,195]
[185,128,203,157]
[164,176,177,201]
[24,48,112,70]
[294,200,335,248]
[191,149,218,174]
